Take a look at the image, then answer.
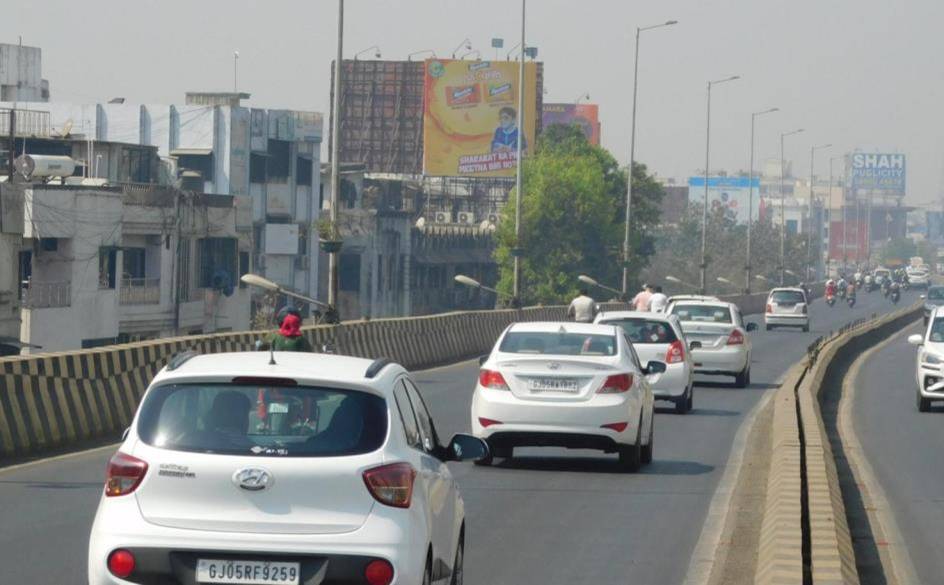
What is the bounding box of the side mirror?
[445,434,490,462]
[478,355,489,366]
[745,322,759,332]
[908,334,924,346]
[689,340,702,350]
[644,360,667,375]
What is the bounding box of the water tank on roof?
[14,154,76,179]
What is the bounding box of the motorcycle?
[847,296,856,308]
[826,294,836,307]
[891,290,901,304]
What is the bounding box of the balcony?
[21,281,72,309]
[120,278,161,305]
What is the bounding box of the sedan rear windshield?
[670,304,732,324]
[599,319,678,344]
[771,290,805,303]
[137,383,387,457]
[500,332,617,356]
[928,287,944,301]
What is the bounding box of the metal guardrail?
[21,281,71,309]
[120,278,161,305]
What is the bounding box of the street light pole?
[779,128,804,285]
[327,0,344,320]
[746,107,778,293]
[807,143,831,281]
[512,0,526,306]
[622,20,677,298]
[699,75,739,294]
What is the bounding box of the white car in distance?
[764,287,811,332]
[88,351,486,585]
[595,311,696,413]
[667,300,757,388]
[909,307,944,412]
[471,322,661,471]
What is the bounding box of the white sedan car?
[595,311,695,413]
[471,322,661,471]
[88,351,486,585]
[667,301,757,388]
[909,307,944,412]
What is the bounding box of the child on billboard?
[491,106,528,154]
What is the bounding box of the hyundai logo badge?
[548,362,561,370]
[233,468,273,491]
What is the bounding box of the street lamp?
[575,92,590,105]
[451,38,472,59]
[241,274,330,310]
[326,0,344,324]
[666,275,699,291]
[578,274,622,298]
[716,276,737,290]
[745,107,779,293]
[512,0,527,307]
[622,19,678,297]
[454,275,518,306]
[807,143,832,280]
[233,50,239,93]
[407,49,436,61]
[459,49,481,60]
[779,128,804,285]
[354,45,381,60]
[699,74,740,294]
[830,155,844,272]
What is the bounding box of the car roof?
[596,310,677,322]
[667,294,719,301]
[667,300,736,310]
[507,321,620,335]
[769,287,805,293]
[152,352,405,391]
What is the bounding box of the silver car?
[764,287,811,332]
[595,311,696,413]
[922,286,944,325]
[667,301,757,388]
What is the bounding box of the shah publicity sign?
[850,153,905,192]
[542,103,601,145]
[687,176,761,224]
[423,59,538,177]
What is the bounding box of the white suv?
[88,351,486,585]
[909,308,944,412]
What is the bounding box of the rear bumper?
[691,346,748,375]
[764,314,809,327]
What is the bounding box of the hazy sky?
[5,0,942,205]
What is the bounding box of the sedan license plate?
[196,559,300,584]
[528,378,579,393]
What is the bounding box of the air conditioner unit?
[487,213,501,225]
[294,255,310,270]
[433,212,452,224]
[456,211,476,225]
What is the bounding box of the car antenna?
[269,342,277,365]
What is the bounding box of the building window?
[122,247,146,279]
[239,251,250,287]
[340,253,361,292]
[177,238,191,299]
[99,247,117,289]
[266,139,290,180]
[122,148,152,183]
[296,157,313,186]
[250,153,267,183]
[177,153,214,181]
[196,238,238,289]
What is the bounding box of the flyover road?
[851,320,944,584]
[0,290,910,585]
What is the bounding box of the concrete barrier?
[0,289,778,462]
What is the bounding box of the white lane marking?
[841,324,921,585]
[681,383,778,585]
[0,442,118,476]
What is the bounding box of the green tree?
[493,125,663,304]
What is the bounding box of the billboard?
[687,177,761,224]
[423,59,539,177]
[850,153,905,192]
[542,103,600,145]
[828,220,868,261]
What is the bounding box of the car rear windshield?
[928,288,944,301]
[599,319,678,344]
[671,304,732,323]
[771,290,805,303]
[499,332,617,356]
[136,383,387,457]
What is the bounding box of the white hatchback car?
[88,351,486,585]
[595,311,695,413]
[909,308,944,412]
[764,287,811,332]
[470,322,661,471]
[667,301,757,388]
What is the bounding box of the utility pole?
[7,108,14,180]
[327,0,344,322]
[779,128,804,284]
[807,143,831,280]
[512,0,526,307]
[746,107,778,293]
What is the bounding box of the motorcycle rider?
[890,280,901,303]
[825,279,837,298]
[837,276,848,299]
[846,281,858,304]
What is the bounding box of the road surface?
[0,290,908,584]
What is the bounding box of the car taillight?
[364,559,395,585]
[598,373,633,393]
[107,549,136,579]
[105,452,148,497]
[363,463,416,509]
[479,369,509,390]
[727,329,745,345]
[601,422,628,432]
[665,340,685,364]
[766,303,773,313]
[478,417,502,428]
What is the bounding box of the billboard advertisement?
[542,103,600,145]
[687,177,761,224]
[850,153,905,192]
[423,59,538,177]
[828,220,868,261]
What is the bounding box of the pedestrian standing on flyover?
[647,285,668,313]
[568,289,598,323]
[632,283,654,312]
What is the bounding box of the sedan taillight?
[665,340,685,364]
[766,303,773,313]
[598,373,634,393]
[105,452,148,497]
[363,462,416,508]
[479,369,509,390]
[727,329,745,346]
